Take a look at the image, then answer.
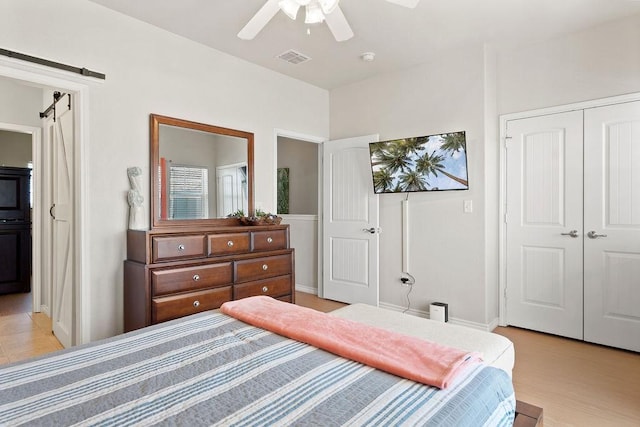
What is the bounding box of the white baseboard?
[450,317,493,332]
[378,301,429,319]
[378,301,493,331]
[487,317,500,332]
[39,305,50,316]
[295,284,318,295]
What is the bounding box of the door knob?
[561,230,579,238]
[587,231,607,239]
[363,227,379,234]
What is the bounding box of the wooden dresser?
[123,224,295,332]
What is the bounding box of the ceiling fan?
[238,0,420,42]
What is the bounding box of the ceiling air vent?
[277,49,311,65]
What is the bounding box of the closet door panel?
[505,111,584,339]
[584,100,640,352]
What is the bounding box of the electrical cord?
[403,283,413,314]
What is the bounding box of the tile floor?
[0,293,64,365]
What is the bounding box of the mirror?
[150,114,254,229]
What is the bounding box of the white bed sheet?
[330,303,515,376]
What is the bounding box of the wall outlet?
[400,273,415,286]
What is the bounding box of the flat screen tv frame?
[369,131,469,194]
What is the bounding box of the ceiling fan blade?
[324,6,354,42]
[385,0,420,8]
[238,0,281,40]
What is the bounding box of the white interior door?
[322,134,379,305]
[583,101,640,352]
[47,95,74,348]
[216,163,247,217]
[505,111,584,339]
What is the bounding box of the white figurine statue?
[127,166,145,230]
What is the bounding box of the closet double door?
[505,100,640,352]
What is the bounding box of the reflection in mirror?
[159,126,247,219]
[151,114,254,229]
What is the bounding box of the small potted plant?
[234,209,282,226]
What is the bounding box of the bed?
[0,297,516,426]
[330,303,515,376]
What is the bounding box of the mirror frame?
[150,113,254,229]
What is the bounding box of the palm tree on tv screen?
[399,169,428,191]
[398,136,427,156]
[370,142,411,175]
[370,133,468,192]
[440,132,467,154]
[416,151,469,187]
[373,168,394,193]
[416,150,469,188]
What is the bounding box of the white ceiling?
[87,0,640,89]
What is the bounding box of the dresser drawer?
[151,262,233,296]
[152,287,232,323]
[152,234,206,263]
[252,229,288,251]
[234,275,292,300]
[235,254,292,283]
[208,232,250,256]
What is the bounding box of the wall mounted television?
[369,131,469,194]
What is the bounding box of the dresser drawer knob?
[262,286,269,293]
[267,237,273,244]
[227,240,234,247]
[177,244,185,252]
[192,274,200,281]
[262,264,268,271]
[193,300,200,308]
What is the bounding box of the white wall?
[2,0,329,341]
[0,79,43,128]
[282,215,319,293]
[497,13,640,115]
[331,44,489,325]
[277,137,318,215]
[0,130,32,167]
[331,12,640,328]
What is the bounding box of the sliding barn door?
[46,95,75,348]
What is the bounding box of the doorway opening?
[0,122,42,312]
[274,130,323,296]
[0,57,91,346]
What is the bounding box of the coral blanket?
[221,296,482,389]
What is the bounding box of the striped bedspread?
[0,312,515,426]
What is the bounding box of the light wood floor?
[1,291,638,426]
[495,325,640,426]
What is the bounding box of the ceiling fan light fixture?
[279,0,300,20]
[318,0,339,14]
[305,3,325,24]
